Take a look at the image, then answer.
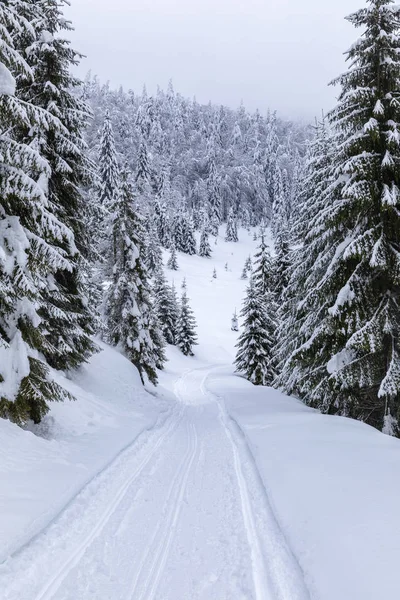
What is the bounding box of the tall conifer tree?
[105,166,164,385]
[280,0,400,435]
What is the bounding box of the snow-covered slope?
[0,342,163,562]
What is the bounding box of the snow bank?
[0,342,162,561]
[207,369,400,600]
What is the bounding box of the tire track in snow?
[0,406,184,600]
[203,370,311,600]
[128,415,199,600]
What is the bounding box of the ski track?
[128,419,199,600]
[202,370,311,600]
[0,405,183,600]
[1,366,311,600]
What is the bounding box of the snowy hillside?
[0,343,164,562]
[2,229,399,600]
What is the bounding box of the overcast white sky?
[65,0,362,120]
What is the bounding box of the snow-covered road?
[1,367,309,600]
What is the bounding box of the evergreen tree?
[253,235,273,296]
[235,278,277,386]
[207,147,221,236]
[231,310,239,332]
[199,227,212,258]
[172,213,185,252]
[99,109,119,210]
[16,0,98,372]
[153,269,179,345]
[145,221,163,275]
[135,139,152,192]
[0,1,74,424]
[275,119,335,393]
[280,0,400,434]
[154,198,171,248]
[273,227,291,299]
[213,268,217,279]
[240,265,249,280]
[225,207,239,242]
[272,167,288,237]
[176,280,198,356]
[105,166,164,385]
[181,214,197,255]
[167,244,179,270]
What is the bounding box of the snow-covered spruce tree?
[213,268,217,279]
[135,139,152,193]
[181,213,197,255]
[98,109,119,211]
[273,227,291,299]
[105,166,164,385]
[176,280,198,356]
[153,269,179,345]
[145,220,163,275]
[167,243,179,270]
[154,198,171,248]
[16,0,98,372]
[272,167,288,238]
[207,147,221,236]
[252,235,273,297]
[281,0,400,434]
[199,226,212,258]
[225,207,239,242]
[172,213,185,252]
[0,1,75,424]
[231,310,239,332]
[235,278,277,386]
[240,264,249,280]
[274,119,335,393]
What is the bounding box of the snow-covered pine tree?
[153,269,179,345]
[172,213,185,252]
[274,118,335,393]
[272,167,288,238]
[167,243,179,270]
[16,0,98,372]
[231,310,239,332]
[105,166,164,385]
[154,198,171,248]
[176,280,198,356]
[225,207,239,242]
[135,139,152,193]
[273,227,291,299]
[245,255,253,273]
[252,235,273,297]
[213,268,217,279]
[145,220,163,275]
[207,146,221,236]
[280,0,400,434]
[199,226,212,258]
[99,109,119,211]
[181,213,197,255]
[235,278,277,386]
[0,1,74,424]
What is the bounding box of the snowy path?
[0,367,309,600]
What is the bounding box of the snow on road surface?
[0,365,310,600]
[2,228,400,600]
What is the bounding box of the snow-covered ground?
[0,342,164,562]
[1,227,400,600]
